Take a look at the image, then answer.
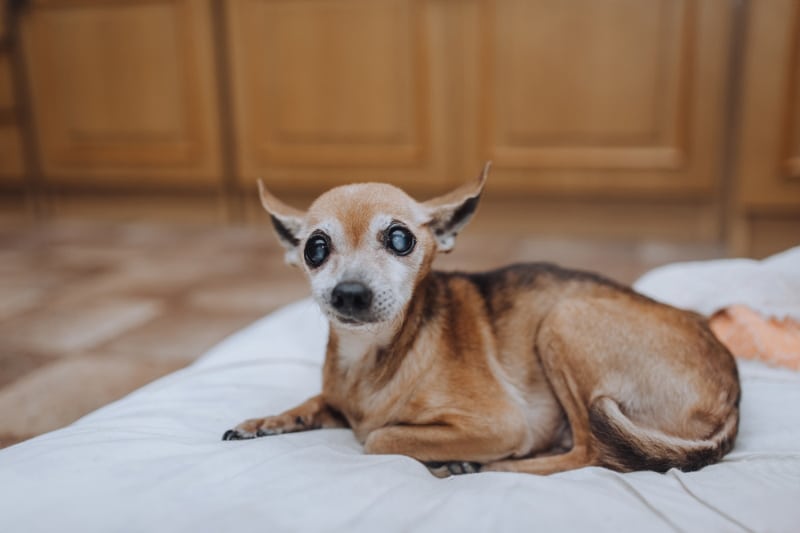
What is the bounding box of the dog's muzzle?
[330,281,374,322]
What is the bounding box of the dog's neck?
[327,274,438,374]
[331,325,393,368]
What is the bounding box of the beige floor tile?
[0,259,81,293]
[113,221,205,247]
[0,298,163,354]
[637,241,726,266]
[509,237,644,283]
[0,249,34,274]
[48,252,256,306]
[186,273,308,314]
[433,235,518,272]
[0,285,45,322]
[102,309,262,363]
[29,220,120,247]
[0,201,32,225]
[46,244,143,270]
[0,355,183,439]
[177,225,275,254]
[0,346,54,388]
[49,195,226,224]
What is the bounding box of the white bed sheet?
[2,253,800,533]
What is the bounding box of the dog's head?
[258,163,490,330]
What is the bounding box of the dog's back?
[425,263,740,473]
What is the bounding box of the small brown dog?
[223,164,740,477]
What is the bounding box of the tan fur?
[225,164,740,477]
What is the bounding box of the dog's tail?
[588,396,739,473]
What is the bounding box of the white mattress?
[2,252,800,533]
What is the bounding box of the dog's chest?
[323,352,417,440]
[322,333,444,439]
[334,332,376,369]
[323,314,566,454]
[324,341,554,451]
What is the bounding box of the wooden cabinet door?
[731,0,800,256]
[22,0,221,187]
[227,0,450,194]
[0,125,25,183]
[736,0,800,210]
[0,50,25,183]
[460,0,732,198]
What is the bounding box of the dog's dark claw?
[222,429,247,441]
[425,461,482,477]
[447,461,481,475]
[223,427,281,440]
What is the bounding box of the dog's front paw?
[221,414,303,441]
[425,461,482,478]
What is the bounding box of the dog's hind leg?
[483,300,601,475]
[483,365,597,475]
[363,414,526,478]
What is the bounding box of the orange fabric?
[710,304,800,371]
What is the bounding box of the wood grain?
[21,0,222,186]
[228,0,449,193]
[464,0,732,197]
[730,0,800,255]
[735,0,800,208]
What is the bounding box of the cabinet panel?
[0,53,14,110]
[731,0,800,256]
[0,47,23,183]
[776,3,800,185]
[465,0,731,197]
[22,0,221,186]
[0,126,25,181]
[736,0,800,209]
[0,4,7,40]
[229,0,448,192]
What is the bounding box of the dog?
[222,163,740,477]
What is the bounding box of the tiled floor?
[0,214,725,448]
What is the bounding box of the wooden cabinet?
[6,0,798,251]
[227,0,449,193]
[0,53,14,112]
[0,125,25,182]
[21,0,222,187]
[731,0,800,256]
[227,0,732,198]
[460,0,731,197]
[0,35,25,184]
[735,0,800,210]
[13,0,736,196]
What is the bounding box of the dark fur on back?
[435,262,637,323]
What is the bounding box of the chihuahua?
[223,163,740,477]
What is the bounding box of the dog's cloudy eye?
[385,225,415,256]
[304,233,330,268]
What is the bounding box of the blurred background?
[0,0,798,446]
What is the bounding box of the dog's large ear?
[423,162,490,253]
[258,180,306,266]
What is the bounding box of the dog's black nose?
[331,281,373,316]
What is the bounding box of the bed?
[2,249,799,532]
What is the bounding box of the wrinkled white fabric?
[2,254,800,532]
[634,246,800,320]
